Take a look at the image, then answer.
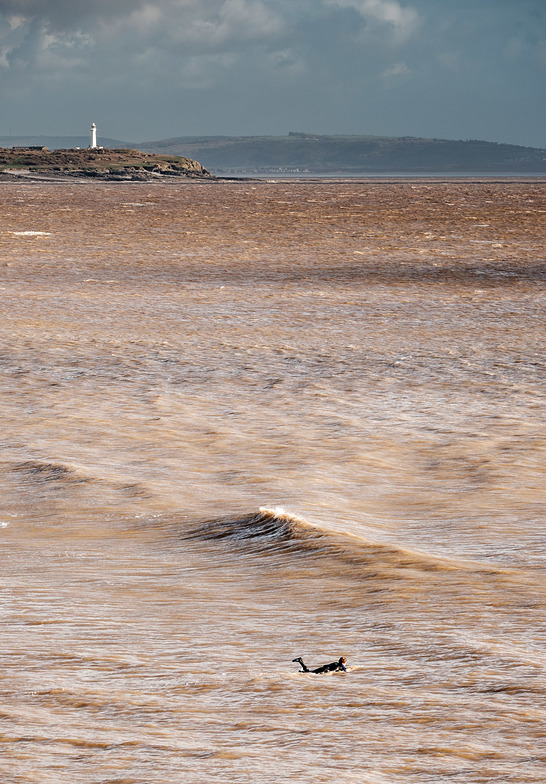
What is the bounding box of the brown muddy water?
[0,179,545,783]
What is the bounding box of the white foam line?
[9,231,51,236]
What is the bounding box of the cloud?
[0,0,288,82]
[0,0,147,33]
[1,0,417,66]
[382,61,410,77]
[0,0,285,43]
[0,0,544,147]
[0,1,143,22]
[325,0,420,43]
[178,1,283,56]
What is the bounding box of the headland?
[0,146,214,182]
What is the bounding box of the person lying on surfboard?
[292,656,347,673]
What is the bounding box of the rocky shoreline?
[0,146,215,182]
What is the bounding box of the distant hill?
[1,134,545,174]
[137,134,546,174]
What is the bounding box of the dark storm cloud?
[0,0,544,146]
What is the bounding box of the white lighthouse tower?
[90,123,97,149]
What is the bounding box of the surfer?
[292,656,347,673]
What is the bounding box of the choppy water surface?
[1,179,545,783]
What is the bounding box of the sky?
[0,0,544,147]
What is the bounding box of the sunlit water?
[1,179,545,783]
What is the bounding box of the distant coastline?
[141,134,546,175]
[2,135,545,183]
[2,133,543,176]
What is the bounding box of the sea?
[1,177,545,783]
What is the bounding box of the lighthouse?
[90,123,97,149]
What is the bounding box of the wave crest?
[183,506,331,556]
[181,507,506,580]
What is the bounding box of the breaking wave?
[181,506,501,579]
